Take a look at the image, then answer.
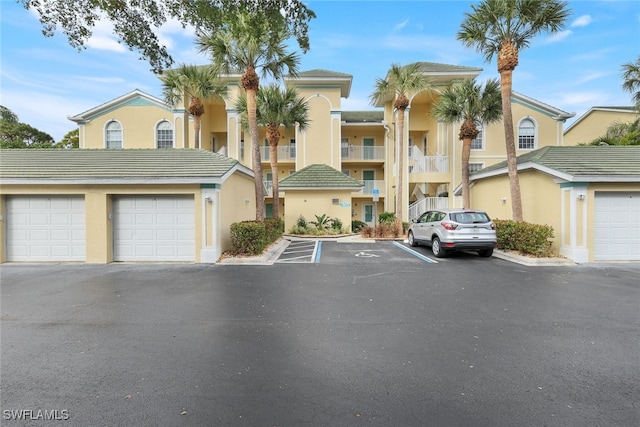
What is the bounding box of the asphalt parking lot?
[1,242,638,426]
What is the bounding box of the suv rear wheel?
[478,248,493,257]
[431,237,447,258]
[408,231,418,247]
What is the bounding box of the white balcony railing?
[264,180,273,197]
[353,180,385,196]
[341,145,385,161]
[408,197,449,221]
[261,144,296,161]
[410,155,449,173]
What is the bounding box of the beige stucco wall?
[283,189,354,233]
[0,178,255,264]
[82,105,174,149]
[564,110,639,146]
[218,172,257,252]
[470,170,562,255]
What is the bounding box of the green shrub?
[264,217,284,241]
[296,215,307,228]
[351,220,366,232]
[378,211,396,225]
[230,221,269,255]
[310,214,331,231]
[494,219,554,257]
[330,217,343,231]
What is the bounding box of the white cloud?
[572,15,592,27]
[575,72,609,85]
[393,19,409,32]
[543,30,572,44]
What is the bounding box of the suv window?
[451,212,490,223]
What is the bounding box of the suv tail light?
[441,221,458,231]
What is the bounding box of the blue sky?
[1,0,639,141]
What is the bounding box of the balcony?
[410,155,449,173]
[261,144,296,162]
[353,180,385,197]
[341,145,385,162]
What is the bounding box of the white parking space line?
[392,241,438,263]
[277,240,319,263]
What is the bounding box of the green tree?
[197,12,300,221]
[458,0,570,221]
[432,78,503,208]
[371,63,433,227]
[19,0,315,73]
[0,121,56,148]
[586,118,640,146]
[55,128,80,149]
[1,105,19,123]
[621,56,640,110]
[235,84,309,219]
[162,64,227,149]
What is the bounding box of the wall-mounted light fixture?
[204,196,212,203]
[577,194,585,200]
[501,197,507,204]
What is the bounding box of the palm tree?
[161,64,227,149]
[432,78,502,208]
[235,84,309,219]
[196,12,300,221]
[371,63,433,229]
[458,0,570,221]
[621,56,640,110]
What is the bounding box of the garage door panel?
[113,195,195,262]
[594,192,640,261]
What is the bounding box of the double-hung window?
[105,120,122,149]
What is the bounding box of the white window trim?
[155,119,174,149]
[517,116,538,150]
[471,124,485,151]
[105,119,123,149]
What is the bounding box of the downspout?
[382,120,391,213]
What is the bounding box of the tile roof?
[474,146,640,180]
[295,69,353,78]
[342,111,385,123]
[279,164,363,189]
[0,149,247,183]
[410,61,483,74]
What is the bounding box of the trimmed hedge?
[230,218,283,255]
[494,219,554,257]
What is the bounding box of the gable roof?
[563,106,639,134]
[285,69,353,98]
[279,164,363,190]
[471,146,640,183]
[0,149,253,185]
[68,89,170,123]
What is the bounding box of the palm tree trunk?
[267,125,280,219]
[247,87,265,221]
[396,107,406,232]
[193,115,201,149]
[461,137,472,209]
[499,69,523,221]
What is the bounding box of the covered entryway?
[594,192,640,261]
[113,195,195,262]
[6,195,86,261]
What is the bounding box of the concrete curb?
[217,239,290,265]
[492,250,576,266]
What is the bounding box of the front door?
[364,203,374,226]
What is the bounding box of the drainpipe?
[553,112,576,146]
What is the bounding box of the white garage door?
[113,195,195,262]
[594,192,640,261]
[6,195,86,261]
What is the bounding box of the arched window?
[156,121,173,149]
[518,118,536,150]
[105,120,122,149]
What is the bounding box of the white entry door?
[113,195,195,262]
[6,195,86,261]
[594,192,640,261]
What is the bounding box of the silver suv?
[408,209,497,258]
